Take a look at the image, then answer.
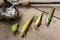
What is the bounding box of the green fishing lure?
[45,8,55,26]
[11,23,19,33]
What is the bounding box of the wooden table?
[0,0,60,40]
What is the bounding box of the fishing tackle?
[34,12,43,30]
[20,16,34,37]
[1,0,60,8]
[0,5,19,19]
[11,23,19,33]
[45,8,55,26]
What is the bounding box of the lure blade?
[20,16,34,37]
[11,23,19,33]
[45,8,55,26]
[34,12,43,30]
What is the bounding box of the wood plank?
[0,0,60,40]
[32,7,60,19]
[18,7,60,40]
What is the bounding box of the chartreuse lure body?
[45,8,55,26]
[20,16,34,37]
[34,12,43,30]
[11,23,19,33]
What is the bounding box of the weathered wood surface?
[0,0,60,40]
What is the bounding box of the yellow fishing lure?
[20,16,34,37]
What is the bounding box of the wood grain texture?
[0,0,60,40]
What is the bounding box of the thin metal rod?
[31,6,60,20]
[0,0,60,8]
[30,2,60,4]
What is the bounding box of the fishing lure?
[34,12,43,30]
[20,16,34,37]
[11,23,19,33]
[45,8,55,26]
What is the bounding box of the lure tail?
[45,7,55,26]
